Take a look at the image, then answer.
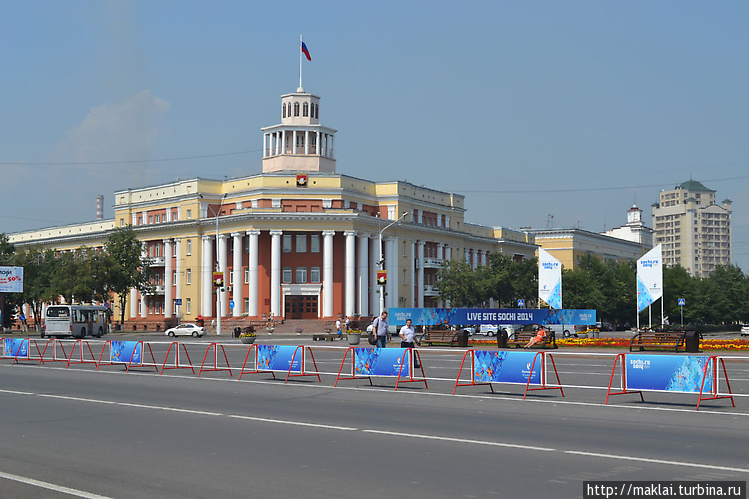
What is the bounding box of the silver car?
[165,323,206,338]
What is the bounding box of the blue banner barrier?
[3,338,29,359]
[389,307,595,326]
[239,345,321,383]
[453,350,564,398]
[335,347,427,390]
[110,341,142,364]
[605,353,735,410]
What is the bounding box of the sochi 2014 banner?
[625,354,712,393]
[637,244,663,312]
[389,308,595,326]
[538,248,562,309]
[4,338,29,359]
[256,345,301,373]
[0,266,23,293]
[354,347,410,377]
[473,350,541,384]
[110,341,142,364]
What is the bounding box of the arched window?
[302,102,309,117]
[282,103,286,118]
[294,102,300,116]
[314,104,319,119]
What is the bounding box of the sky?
[1,1,747,269]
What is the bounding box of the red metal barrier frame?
[452,349,494,395]
[394,348,427,391]
[604,353,644,404]
[36,338,70,366]
[523,352,564,399]
[238,344,271,379]
[65,340,100,368]
[334,347,372,387]
[697,355,735,411]
[239,345,321,383]
[161,342,196,374]
[198,343,233,378]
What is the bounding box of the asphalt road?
[1,336,748,498]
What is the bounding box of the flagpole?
[299,34,303,91]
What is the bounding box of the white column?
[370,236,379,314]
[175,238,182,318]
[446,245,451,261]
[292,131,297,154]
[316,130,321,155]
[304,130,310,155]
[270,230,282,318]
[465,248,471,265]
[232,232,243,317]
[410,240,416,307]
[164,239,173,318]
[344,231,356,317]
[281,130,286,154]
[218,234,228,318]
[130,288,137,318]
[417,241,425,308]
[322,230,335,318]
[140,245,148,317]
[357,233,369,317]
[247,230,260,317]
[202,235,213,317]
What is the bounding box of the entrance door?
[285,295,318,319]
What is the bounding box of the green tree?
[105,227,153,326]
[11,247,57,330]
[435,259,482,307]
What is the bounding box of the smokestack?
[96,195,104,220]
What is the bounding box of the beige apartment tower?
[651,180,732,277]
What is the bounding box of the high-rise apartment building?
[651,180,732,276]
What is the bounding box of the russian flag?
[301,41,311,61]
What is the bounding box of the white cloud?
[53,90,169,164]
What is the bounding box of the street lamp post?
[201,193,228,336]
[378,212,408,315]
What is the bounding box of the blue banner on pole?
[473,350,541,384]
[256,345,301,373]
[4,338,29,358]
[389,308,595,326]
[110,341,142,364]
[354,348,409,377]
[626,355,712,393]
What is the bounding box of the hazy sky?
[1,1,747,269]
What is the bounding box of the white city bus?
[42,305,108,339]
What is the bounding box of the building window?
[282,103,286,118]
[187,209,192,219]
[186,269,192,285]
[282,267,292,283]
[296,267,307,283]
[186,298,191,315]
[294,102,299,116]
[244,267,249,284]
[283,234,292,252]
[243,298,249,313]
[155,214,160,223]
[310,267,320,283]
[403,269,407,285]
[173,244,177,257]
[303,102,309,117]
[120,218,124,227]
[403,241,407,256]
[310,235,320,253]
[149,216,153,224]
[314,103,319,119]
[229,270,233,285]
[173,270,177,284]
[173,210,178,221]
[296,234,307,252]
[138,216,143,225]
[186,239,192,255]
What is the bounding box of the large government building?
[9,85,537,325]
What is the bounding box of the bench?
[629,331,686,352]
[418,329,460,347]
[312,332,346,342]
[507,330,557,349]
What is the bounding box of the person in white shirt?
[399,318,420,368]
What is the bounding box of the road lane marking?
[229,414,358,431]
[0,470,113,499]
[564,450,749,474]
[363,429,556,452]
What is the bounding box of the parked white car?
[165,323,206,338]
[741,324,749,336]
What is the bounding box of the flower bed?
[468,337,749,351]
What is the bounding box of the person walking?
[399,318,420,368]
[372,311,389,348]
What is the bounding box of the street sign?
[518,299,525,307]
[174,298,182,306]
[229,300,235,309]
[678,298,685,306]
